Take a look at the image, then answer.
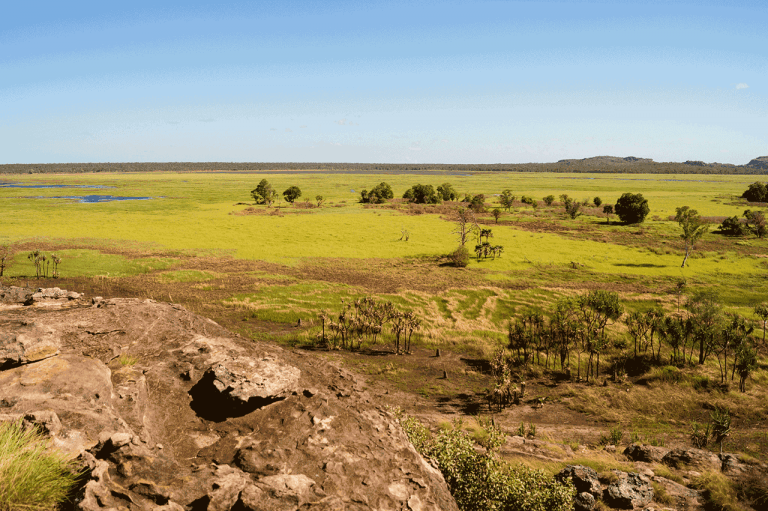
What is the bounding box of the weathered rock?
[556,465,602,497]
[0,321,60,368]
[651,475,703,510]
[624,443,669,463]
[0,290,459,511]
[662,448,721,471]
[574,491,596,511]
[603,471,654,509]
[719,453,746,475]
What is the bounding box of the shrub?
[360,182,393,203]
[614,193,650,224]
[593,197,602,207]
[599,426,623,446]
[282,185,302,203]
[403,184,440,204]
[718,216,748,236]
[449,246,470,267]
[543,195,555,206]
[694,471,741,511]
[741,182,768,203]
[395,411,575,511]
[0,420,81,511]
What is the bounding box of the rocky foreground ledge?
[0,287,458,510]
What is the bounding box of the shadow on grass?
[614,263,667,268]
[436,392,486,415]
[460,357,492,374]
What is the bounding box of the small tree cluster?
[403,184,440,204]
[317,297,419,354]
[360,182,394,204]
[27,250,62,279]
[473,228,503,260]
[542,195,555,206]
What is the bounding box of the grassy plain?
[2,169,768,464]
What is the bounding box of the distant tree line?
[4,161,768,175]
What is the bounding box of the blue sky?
[1,0,765,164]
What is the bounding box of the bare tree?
[452,207,478,247]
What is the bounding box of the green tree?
[718,216,747,236]
[251,179,277,205]
[603,204,614,224]
[741,182,768,202]
[614,193,649,224]
[675,206,709,267]
[282,185,302,203]
[565,201,581,219]
[403,184,440,204]
[469,194,486,212]
[593,196,602,207]
[743,210,767,238]
[687,289,722,365]
[315,195,324,207]
[543,195,555,206]
[499,190,516,211]
[492,208,502,223]
[360,182,393,203]
[437,182,458,201]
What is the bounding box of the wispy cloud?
[199,118,215,123]
[335,118,358,126]
[285,128,292,132]
[270,128,277,131]
[299,125,307,129]
[735,83,749,90]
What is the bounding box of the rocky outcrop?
[556,465,602,497]
[0,289,459,510]
[623,443,669,464]
[662,448,722,472]
[603,471,654,509]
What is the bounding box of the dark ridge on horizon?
[1,156,767,175]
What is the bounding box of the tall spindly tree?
[675,206,709,267]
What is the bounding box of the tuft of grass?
[693,470,742,511]
[651,481,675,505]
[118,354,138,366]
[0,420,81,511]
[651,463,685,485]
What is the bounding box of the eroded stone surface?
[0,290,458,510]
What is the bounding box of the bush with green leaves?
[251,178,278,205]
[437,182,458,201]
[741,181,768,203]
[394,411,575,511]
[542,195,555,206]
[614,192,649,224]
[282,185,302,203]
[403,184,441,204]
[360,182,394,204]
[718,216,748,236]
[0,420,81,510]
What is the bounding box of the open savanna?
[2,170,768,462]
